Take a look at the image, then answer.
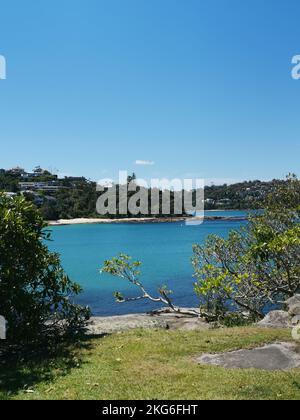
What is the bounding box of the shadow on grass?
[0,335,98,399]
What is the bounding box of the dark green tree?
[0,194,90,343]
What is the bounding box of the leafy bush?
[193,175,300,323]
[0,193,90,343]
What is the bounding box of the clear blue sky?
[0,0,299,184]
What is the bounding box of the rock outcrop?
[257,310,291,329]
[258,295,300,329]
[85,309,210,336]
[197,342,300,371]
[286,295,300,307]
[288,305,300,317]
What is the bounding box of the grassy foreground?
[1,327,300,400]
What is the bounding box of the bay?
[48,217,247,316]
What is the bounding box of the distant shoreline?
[48,215,248,226]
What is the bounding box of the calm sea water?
[204,210,251,217]
[48,217,246,316]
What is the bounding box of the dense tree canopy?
[0,168,293,220]
[0,194,90,343]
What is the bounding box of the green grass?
[1,327,300,400]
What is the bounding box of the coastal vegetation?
[0,166,294,220]
[102,254,177,310]
[193,175,300,323]
[102,254,197,316]
[0,193,90,344]
[30,176,300,219]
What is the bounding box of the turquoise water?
[204,210,252,217]
[48,219,246,316]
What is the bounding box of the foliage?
[0,171,19,192]
[101,254,178,311]
[193,175,300,322]
[48,180,98,219]
[204,178,287,210]
[37,175,190,220]
[1,168,295,220]
[0,193,90,343]
[101,254,199,315]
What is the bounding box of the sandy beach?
[47,215,247,226]
[48,216,201,226]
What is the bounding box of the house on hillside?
[6,166,26,176]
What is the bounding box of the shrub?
[0,193,90,343]
[193,175,300,323]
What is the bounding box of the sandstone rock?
[292,315,300,325]
[288,305,300,317]
[149,308,210,331]
[197,342,300,371]
[85,314,168,336]
[257,310,291,329]
[163,316,210,331]
[85,310,209,336]
[285,295,300,308]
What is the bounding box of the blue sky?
[0,0,299,184]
